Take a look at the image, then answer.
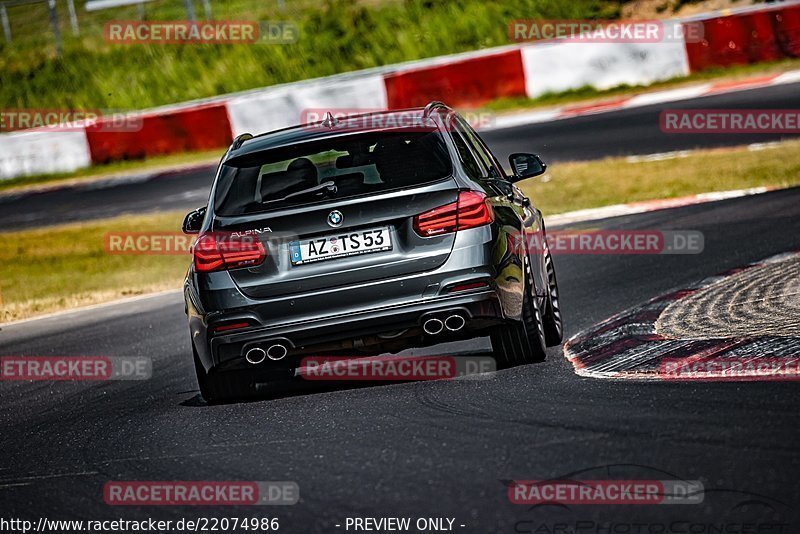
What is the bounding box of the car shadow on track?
[179,379,434,407]
[178,346,511,406]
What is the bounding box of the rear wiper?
[264,181,338,205]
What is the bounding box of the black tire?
[490,258,547,367]
[192,344,253,403]
[541,246,564,346]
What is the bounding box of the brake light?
[193,233,266,272]
[413,191,494,237]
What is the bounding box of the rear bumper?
[193,289,504,372]
[190,284,505,370]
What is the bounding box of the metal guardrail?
[0,0,220,53]
[85,0,154,10]
[0,0,77,52]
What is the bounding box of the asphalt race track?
[2,186,799,531]
[2,82,800,231]
[481,80,800,161]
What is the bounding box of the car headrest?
[374,137,439,185]
[286,157,318,184]
[259,158,318,200]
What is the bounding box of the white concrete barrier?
[521,22,690,99]
[226,74,388,137]
[0,129,92,180]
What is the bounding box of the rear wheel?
[193,344,253,403]
[490,258,547,367]
[541,246,564,346]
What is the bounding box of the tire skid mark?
[406,383,613,442]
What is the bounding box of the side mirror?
[182,206,206,234]
[508,153,547,182]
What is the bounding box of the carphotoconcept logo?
[0,356,151,381]
[104,21,297,44]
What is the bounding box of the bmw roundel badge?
[327,210,344,228]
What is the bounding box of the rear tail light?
[193,233,266,272]
[413,191,494,237]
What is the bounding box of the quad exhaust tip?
[266,344,288,361]
[245,347,267,365]
[245,344,288,364]
[444,314,466,332]
[423,318,444,336]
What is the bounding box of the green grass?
[0,211,188,323]
[0,0,623,110]
[518,140,800,215]
[2,139,798,323]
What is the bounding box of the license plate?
[290,227,392,265]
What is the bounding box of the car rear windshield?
[213,129,453,216]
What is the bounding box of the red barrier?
[748,10,783,63]
[775,5,800,57]
[384,50,526,109]
[86,103,232,164]
[685,5,800,72]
